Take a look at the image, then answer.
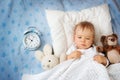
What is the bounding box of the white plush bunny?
[35,44,59,70]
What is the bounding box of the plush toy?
[97,34,120,64]
[35,44,59,70]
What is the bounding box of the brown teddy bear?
[97,34,120,64]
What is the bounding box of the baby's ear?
[43,44,52,55]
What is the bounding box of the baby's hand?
[94,55,107,66]
[67,50,82,60]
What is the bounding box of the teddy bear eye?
[48,60,51,62]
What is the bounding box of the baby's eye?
[86,38,90,40]
[78,37,82,39]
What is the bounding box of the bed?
[0,0,120,80]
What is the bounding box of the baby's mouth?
[81,44,86,46]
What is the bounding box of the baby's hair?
[74,21,95,38]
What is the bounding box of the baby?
[66,21,108,66]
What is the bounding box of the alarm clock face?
[24,32,40,50]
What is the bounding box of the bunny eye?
[48,60,51,62]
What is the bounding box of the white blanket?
[22,56,114,80]
[107,63,120,80]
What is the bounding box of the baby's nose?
[81,38,85,42]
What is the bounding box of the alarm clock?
[23,27,41,50]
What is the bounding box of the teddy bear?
[35,44,59,70]
[96,33,120,64]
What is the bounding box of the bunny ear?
[35,50,44,61]
[43,44,52,55]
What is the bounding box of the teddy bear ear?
[112,33,118,39]
[100,35,106,43]
[35,50,44,61]
[43,44,52,55]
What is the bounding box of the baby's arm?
[67,50,82,60]
[94,55,108,66]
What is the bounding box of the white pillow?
[45,4,113,57]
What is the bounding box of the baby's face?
[74,28,94,49]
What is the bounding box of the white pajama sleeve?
[66,44,76,55]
